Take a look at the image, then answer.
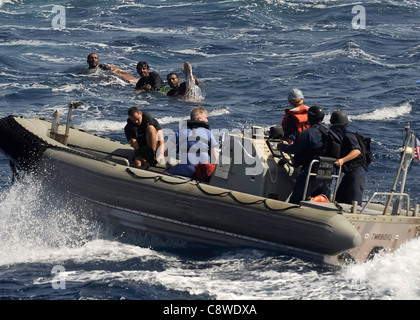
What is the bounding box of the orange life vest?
[281,105,310,138]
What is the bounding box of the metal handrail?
[112,155,130,166]
[302,157,342,202]
[359,192,411,216]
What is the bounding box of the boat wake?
[0,175,102,266]
[0,173,419,300]
[324,100,413,124]
[342,238,420,300]
[351,100,413,121]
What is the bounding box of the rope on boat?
[125,167,299,211]
[0,116,299,213]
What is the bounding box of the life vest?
[281,105,310,138]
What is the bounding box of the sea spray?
[342,238,420,300]
[0,174,102,266]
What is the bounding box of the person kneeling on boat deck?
[330,110,366,205]
[124,107,164,169]
[164,106,218,179]
[280,106,341,204]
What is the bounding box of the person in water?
[166,72,200,97]
[135,61,165,92]
[281,88,310,144]
[86,53,137,84]
[87,52,112,70]
[124,107,164,169]
[165,106,218,178]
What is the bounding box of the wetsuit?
[136,71,164,90]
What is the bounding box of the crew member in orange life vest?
[281,88,310,144]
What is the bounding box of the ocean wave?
[51,83,88,93]
[343,238,420,300]
[76,107,231,134]
[78,119,125,133]
[351,101,412,121]
[0,175,102,266]
[158,107,230,125]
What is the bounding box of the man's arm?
[210,146,218,165]
[128,138,139,150]
[109,64,138,85]
[336,149,361,167]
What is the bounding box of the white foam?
[22,52,72,64]
[51,83,89,93]
[209,107,230,117]
[0,176,102,266]
[157,108,230,125]
[342,238,420,300]
[78,120,125,133]
[351,101,412,121]
[172,49,218,58]
[101,24,176,35]
[0,0,13,8]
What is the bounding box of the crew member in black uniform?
[330,110,366,205]
[281,106,337,204]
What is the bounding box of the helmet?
[307,106,325,125]
[288,88,304,102]
[330,110,350,126]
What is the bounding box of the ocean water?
[0,0,420,302]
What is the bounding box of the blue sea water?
[0,0,420,302]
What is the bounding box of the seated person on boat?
[164,106,218,179]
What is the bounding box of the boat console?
[210,127,299,201]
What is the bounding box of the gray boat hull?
[1,114,419,265]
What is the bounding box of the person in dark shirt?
[124,107,164,169]
[166,72,200,97]
[330,110,366,205]
[281,106,335,204]
[135,61,164,92]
